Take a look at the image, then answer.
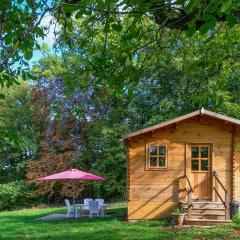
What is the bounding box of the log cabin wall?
[128,116,235,220]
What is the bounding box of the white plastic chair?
[64,199,75,218]
[88,200,99,218]
[83,198,93,210]
[95,198,105,216]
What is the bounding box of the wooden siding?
[128,116,236,220]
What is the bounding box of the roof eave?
[123,109,240,140]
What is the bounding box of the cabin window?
[191,145,209,171]
[191,160,199,170]
[148,145,167,169]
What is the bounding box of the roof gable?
[123,108,240,140]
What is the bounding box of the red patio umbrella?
[38,168,106,204]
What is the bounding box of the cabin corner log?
[232,125,236,200]
[126,140,131,202]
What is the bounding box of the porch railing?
[179,175,193,219]
[212,170,230,220]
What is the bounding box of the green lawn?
[0,204,239,240]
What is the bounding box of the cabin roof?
[123,108,240,140]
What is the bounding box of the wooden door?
[189,144,211,200]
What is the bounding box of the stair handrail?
[212,170,230,220]
[179,175,193,197]
[179,175,193,219]
[185,175,193,193]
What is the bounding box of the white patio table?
[74,204,107,219]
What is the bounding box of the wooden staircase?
[179,172,232,226]
[181,200,232,225]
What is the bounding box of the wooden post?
[179,177,183,202]
[215,177,219,202]
[212,173,215,201]
[179,176,186,202]
[188,188,192,219]
[182,177,185,201]
[225,191,230,220]
[184,177,187,201]
[184,142,187,176]
[213,171,219,202]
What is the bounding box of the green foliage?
[30,20,240,203]
[3,1,240,209]
[2,0,240,89]
[172,208,182,215]
[31,53,131,202]
[74,123,128,201]
[50,13,240,104]
[0,0,46,84]
[232,213,240,224]
[58,0,240,35]
[0,181,34,210]
[0,81,39,183]
[0,81,39,210]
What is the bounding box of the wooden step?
[192,199,211,201]
[192,207,225,212]
[182,207,225,212]
[181,201,224,209]
[182,207,225,215]
[180,200,230,224]
[191,213,225,216]
[192,207,225,210]
[186,218,232,226]
[181,201,223,204]
[191,212,225,220]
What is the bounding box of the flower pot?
[171,213,185,226]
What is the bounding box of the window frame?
[146,143,168,170]
[190,145,210,172]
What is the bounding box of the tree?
[27,77,89,201]
[1,0,240,89]
[27,52,131,202]
[51,13,240,106]
[0,81,38,183]
[0,0,48,86]
[28,20,240,201]
[1,18,240,205]
[1,1,240,208]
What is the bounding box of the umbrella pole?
[72,181,77,219]
[72,181,76,205]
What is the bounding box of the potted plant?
[171,208,185,226]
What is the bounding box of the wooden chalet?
[123,108,240,225]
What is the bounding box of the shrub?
[0,181,34,211]
[232,213,240,224]
[173,208,181,215]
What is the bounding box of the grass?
[0,203,239,240]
